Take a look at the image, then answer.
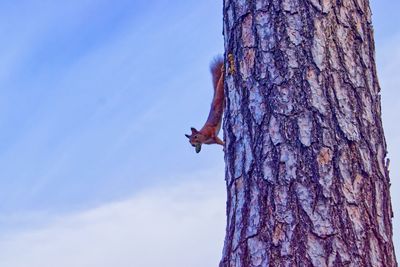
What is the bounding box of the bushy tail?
[210,56,224,92]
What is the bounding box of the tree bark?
[220,0,397,266]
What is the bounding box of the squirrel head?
[185,127,206,153]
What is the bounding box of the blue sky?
[0,0,224,213]
[0,0,398,266]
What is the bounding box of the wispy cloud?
[0,170,226,267]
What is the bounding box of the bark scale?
[220,0,397,266]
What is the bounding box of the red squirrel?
[185,57,224,153]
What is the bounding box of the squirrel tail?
[210,56,224,91]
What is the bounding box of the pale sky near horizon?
[0,1,398,266]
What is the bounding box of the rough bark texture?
[220,0,397,266]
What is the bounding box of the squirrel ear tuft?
[191,127,198,134]
[185,134,191,139]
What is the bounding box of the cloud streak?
[0,170,226,267]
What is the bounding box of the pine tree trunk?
[220,0,397,266]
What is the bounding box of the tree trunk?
[220,0,397,266]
